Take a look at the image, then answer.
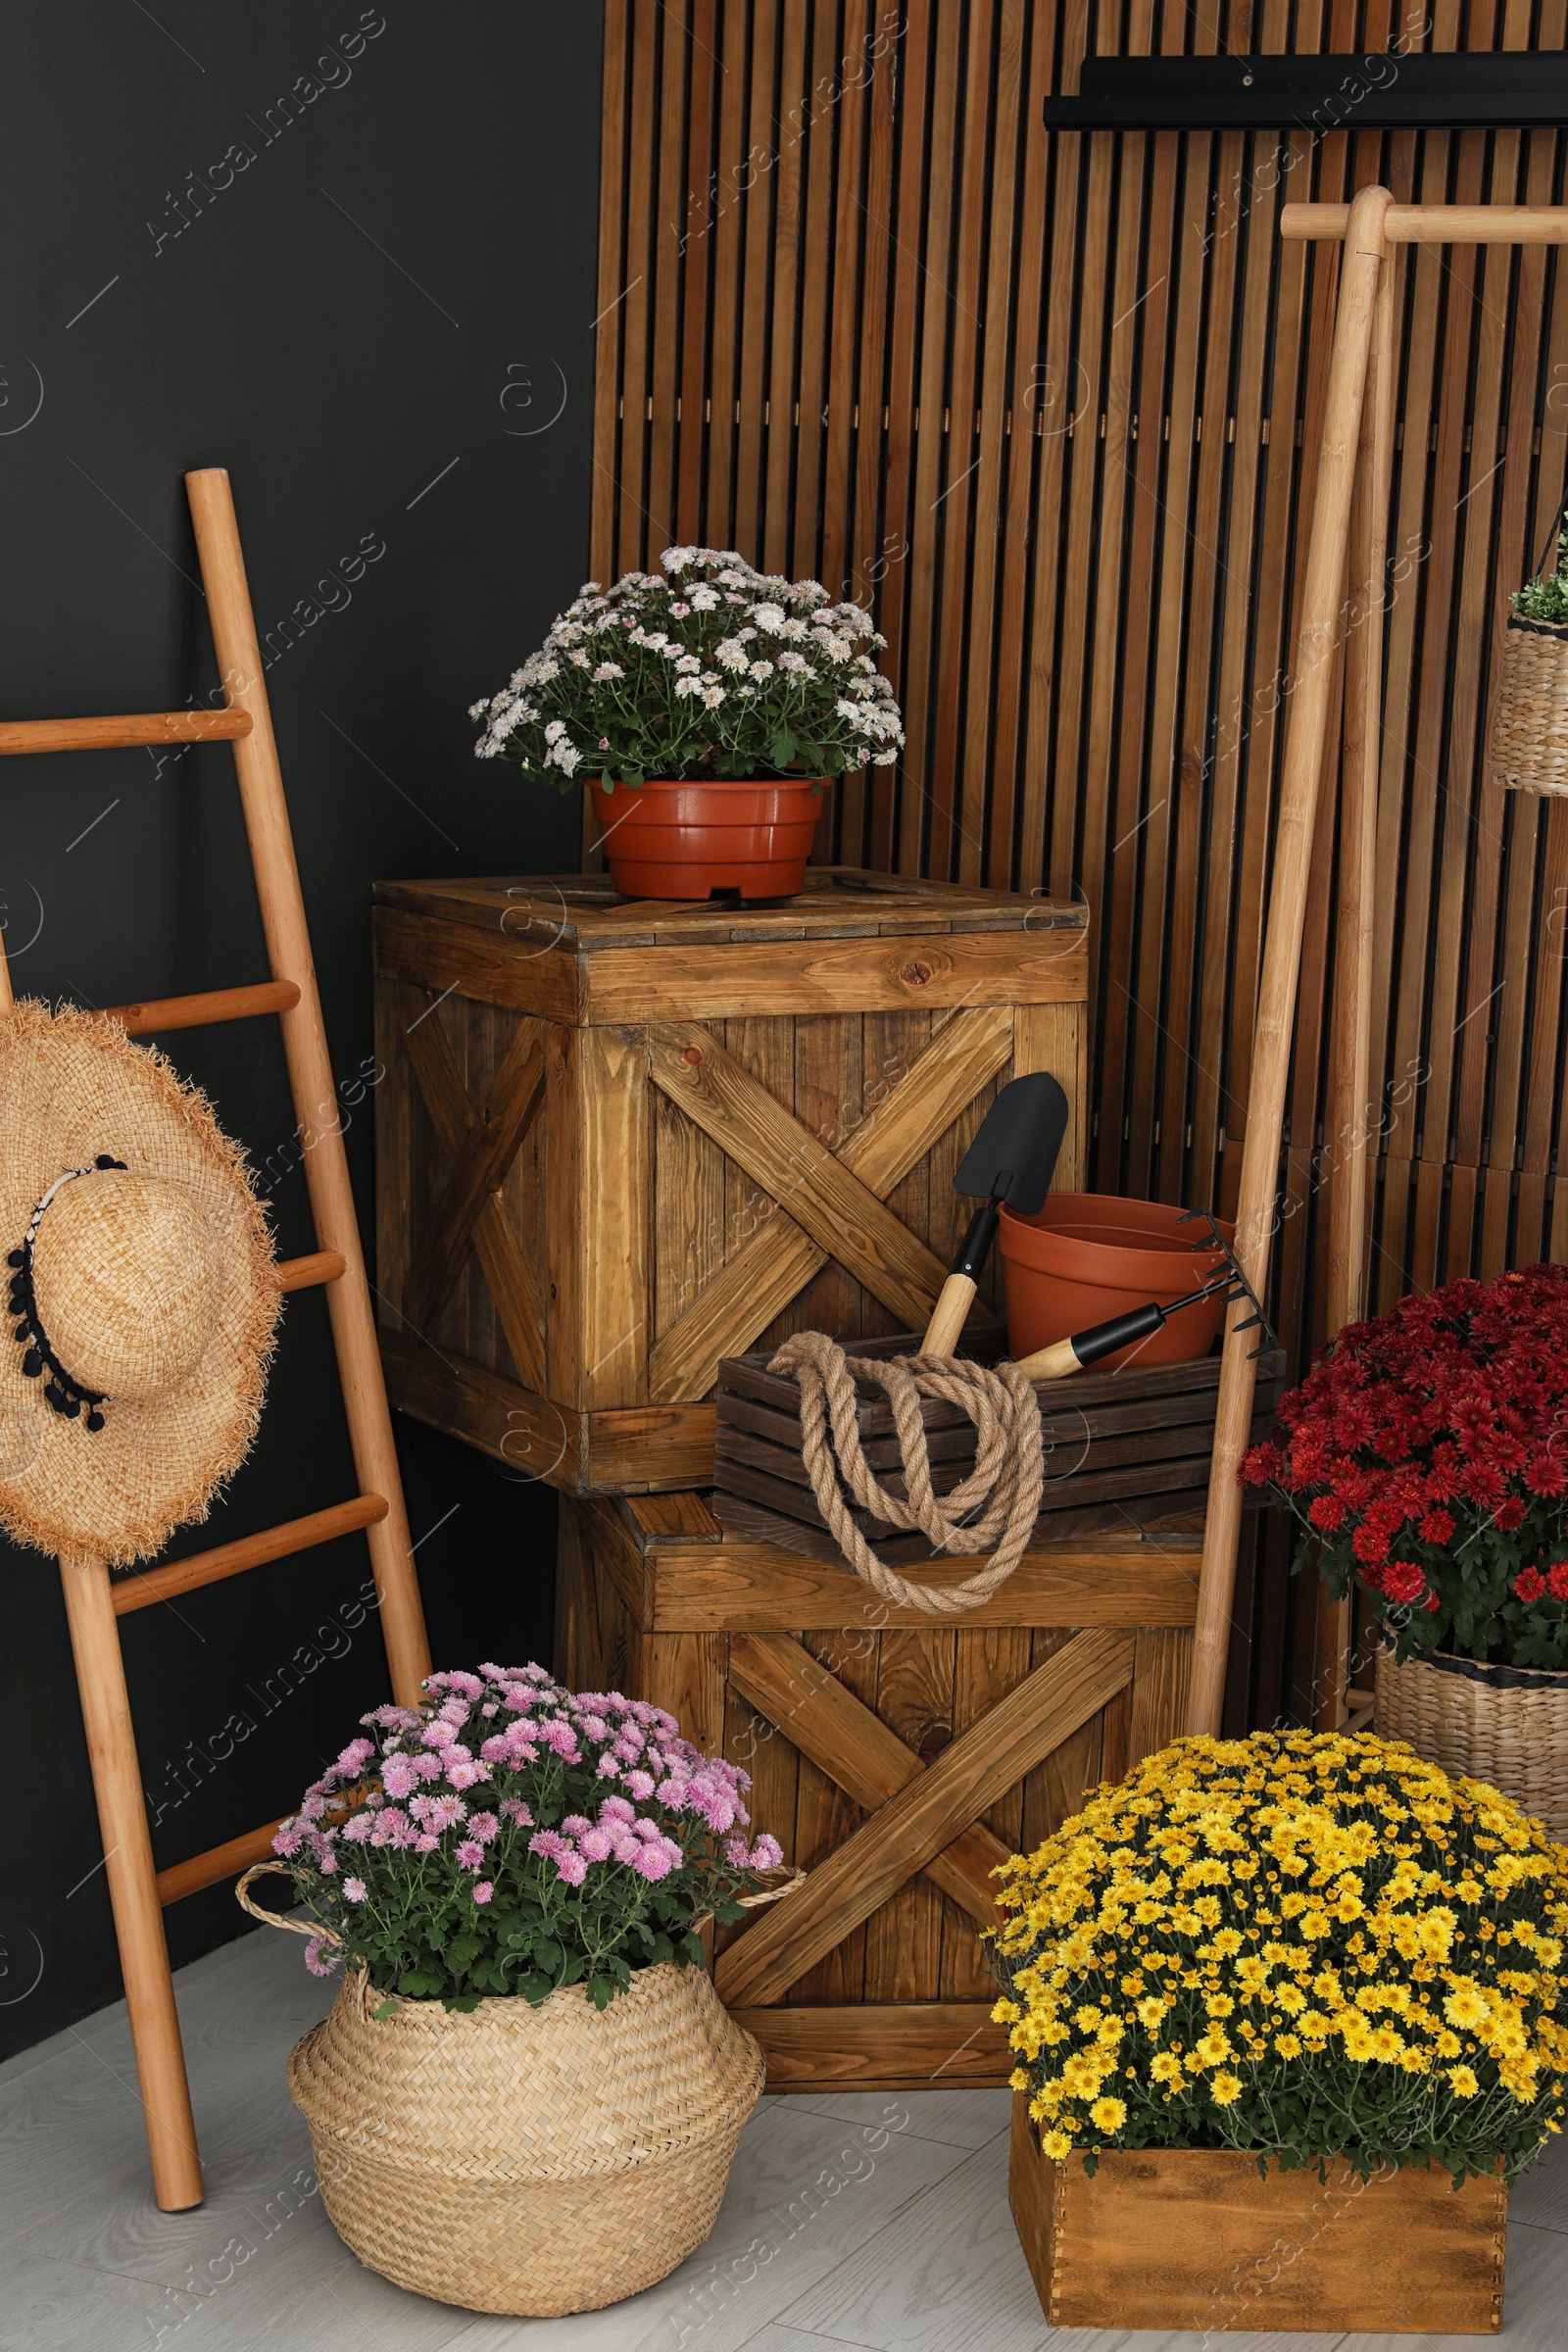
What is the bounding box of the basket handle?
[235,1861,341,1944]
[735,1865,806,1909]
[693,1863,807,1934]
[1531,479,1568,581]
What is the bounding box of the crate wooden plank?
[636,1528,1200,1635]
[711,1486,1208,1567]
[737,2002,1010,2088]
[715,1485,1207,1564]
[711,1438,1265,1547]
[715,1367,1269,1448]
[578,929,1088,1021]
[718,1338,1282,1420]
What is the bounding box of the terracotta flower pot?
[588,776,826,900]
[997,1193,1235,1371]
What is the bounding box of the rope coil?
[767,1330,1043,1616]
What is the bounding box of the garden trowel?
[919,1072,1071,1355]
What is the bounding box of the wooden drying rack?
[1186,196,1568,1737]
[0,469,431,2210]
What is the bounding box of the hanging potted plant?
[1243,1263,1568,1838]
[1491,493,1568,798]
[238,1662,789,2319]
[992,1728,1568,2334]
[470,548,904,901]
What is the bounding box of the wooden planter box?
[372,870,1086,1494]
[1008,2097,1506,2334]
[556,1489,1200,2088]
[714,1334,1287,1558]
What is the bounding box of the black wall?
[0,3,602,2054]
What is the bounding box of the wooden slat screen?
[589,0,1568,1728]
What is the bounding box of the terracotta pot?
[997,1193,1234,1371]
[588,776,826,900]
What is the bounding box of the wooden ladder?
[0,467,432,2212]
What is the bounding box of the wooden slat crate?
[556,1490,1200,2089]
[373,870,1087,1494]
[713,1336,1287,1562]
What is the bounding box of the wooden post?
[185,469,431,1707]
[1314,242,1397,1732]
[1185,185,1394,1737]
[58,1551,204,2210]
[1185,197,1568,1740]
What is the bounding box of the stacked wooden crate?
[557,1490,1200,2088]
[373,868,1088,1487]
[373,868,1203,2085]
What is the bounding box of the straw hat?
[0,1001,279,1565]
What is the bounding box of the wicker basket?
[291,1958,762,2315]
[236,1865,767,2316]
[1491,612,1568,796]
[1374,1642,1568,1840]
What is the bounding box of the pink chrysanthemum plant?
[270,1664,783,2014]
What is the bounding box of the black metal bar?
[1042,53,1568,133]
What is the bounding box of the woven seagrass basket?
[1491,493,1568,797]
[1490,612,1568,796]
[284,1956,764,2315]
[1375,1642,1568,1841]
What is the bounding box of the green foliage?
[1511,526,1568,626]
[470,548,904,789]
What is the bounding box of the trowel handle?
[1014,1299,1169,1383]
[919,1200,1001,1355]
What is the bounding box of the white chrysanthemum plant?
[470,547,905,792]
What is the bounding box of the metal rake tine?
[1178,1201,1279,1353]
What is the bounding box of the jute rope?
[767,1330,1044,1616]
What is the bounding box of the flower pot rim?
[589,773,828,792]
[1379,1635,1568,1693]
[1505,611,1568,640]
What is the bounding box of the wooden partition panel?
[589,0,1568,1726]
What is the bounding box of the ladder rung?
[112,1493,389,1616]
[158,1817,286,1907]
[0,710,254,757]
[277,1249,347,1293]
[103,979,301,1035]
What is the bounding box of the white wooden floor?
[4,1925,1568,2351]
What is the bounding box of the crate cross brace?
[0,468,432,2211]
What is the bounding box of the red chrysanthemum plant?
[1241,1264,1568,1671]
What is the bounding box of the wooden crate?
[714,1335,1287,1560]
[373,870,1087,1494]
[556,1489,1200,2089]
[1008,2096,1506,2334]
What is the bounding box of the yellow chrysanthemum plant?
[988,1730,1568,2185]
